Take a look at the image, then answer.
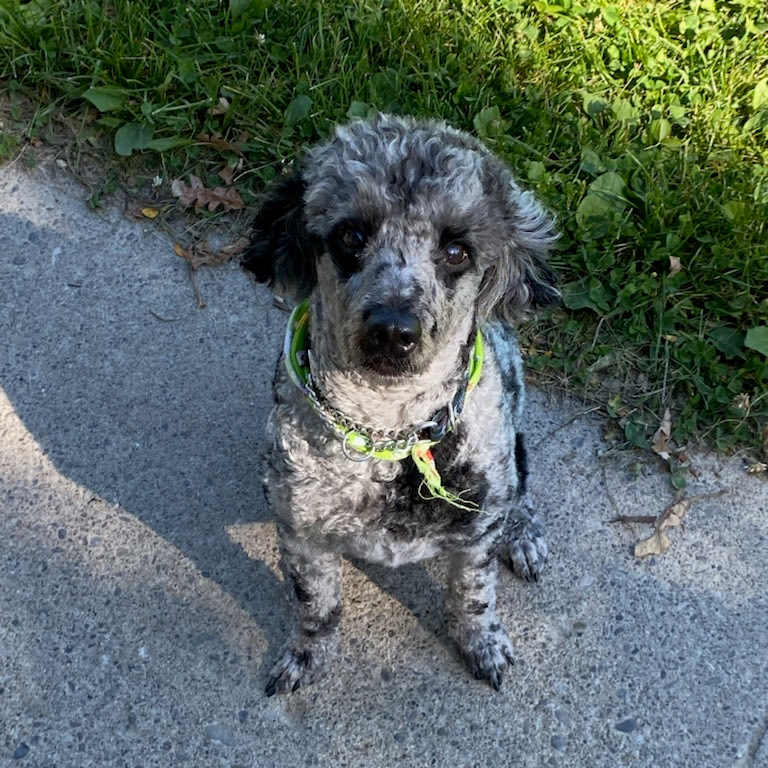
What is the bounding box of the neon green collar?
[283,300,485,508]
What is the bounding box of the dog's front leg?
[265,531,342,696]
[447,530,514,690]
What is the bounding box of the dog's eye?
[444,243,469,266]
[340,227,366,251]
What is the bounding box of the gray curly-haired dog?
[243,114,559,694]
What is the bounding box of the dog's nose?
[364,308,422,358]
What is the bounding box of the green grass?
[1,0,767,457]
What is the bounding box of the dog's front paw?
[265,647,327,696]
[505,515,548,582]
[457,624,515,691]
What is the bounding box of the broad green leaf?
[649,118,672,142]
[579,147,606,176]
[347,101,369,119]
[612,98,639,122]
[678,13,699,35]
[114,123,153,156]
[589,171,626,208]
[708,326,745,359]
[562,278,610,313]
[526,160,547,181]
[82,86,128,112]
[284,95,312,126]
[745,326,768,357]
[752,78,768,111]
[473,106,502,137]
[721,200,748,221]
[145,137,191,152]
[602,6,619,26]
[575,194,614,232]
[582,93,607,116]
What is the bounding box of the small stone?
[550,735,565,750]
[205,723,236,747]
[615,718,637,733]
[554,709,571,727]
[578,574,595,590]
[13,743,30,759]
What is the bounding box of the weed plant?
[1,0,766,454]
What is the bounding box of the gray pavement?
[1,160,767,768]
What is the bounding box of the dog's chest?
[289,427,498,566]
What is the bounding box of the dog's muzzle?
[362,306,422,366]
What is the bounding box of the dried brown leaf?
[171,175,205,208]
[173,237,249,270]
[763,425,768,463]
[635,530,672,558]
[171,174,245,213]
[201,185,245,213]
[651,407,673,460]
[634,490,727,559]
[218,164,235,186]
[173,242,190,260]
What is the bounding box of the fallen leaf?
[634,529,672,558]
[634,490,727,558]
[651,407,672,460]
[668,255,683,278]
[172,237,249,270]
[171,175,205,207]
[218,164,235,186]
[634,499,688,557]
[171,174,245,213]
[763,425,768,462]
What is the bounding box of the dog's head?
[244,114,558,378]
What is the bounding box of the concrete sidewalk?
[1,161,767,768]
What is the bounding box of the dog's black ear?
[478,188,560,323]
[242,172,318,299]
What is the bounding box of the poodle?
[242,114,559,694]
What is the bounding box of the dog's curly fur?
[243,114,559,694]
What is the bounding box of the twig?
[669,488,728,508]
[609,515,658,524]
[610,488,728,526]
[148,309,181,322]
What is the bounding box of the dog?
[243,114,559,694]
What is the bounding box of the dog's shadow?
[1,211,291,669]
[351,559,454,656]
